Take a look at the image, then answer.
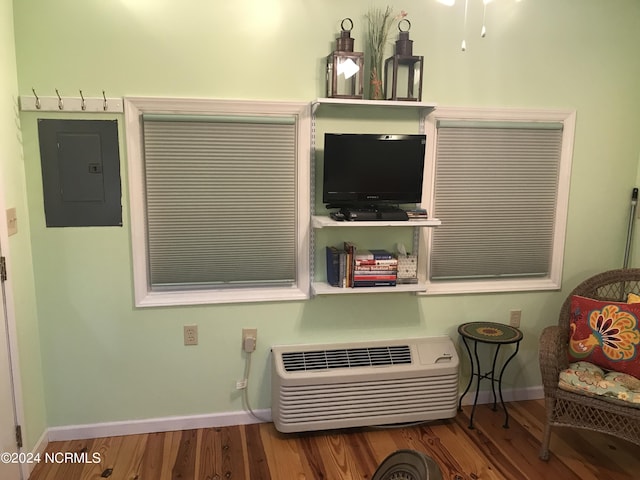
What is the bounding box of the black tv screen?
[322,133,426,206]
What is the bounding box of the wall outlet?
[242,328,257,353]
[509,309,522,328]
[184,325,198,346]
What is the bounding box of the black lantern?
[326,18,364,99]
[384,19,423,102]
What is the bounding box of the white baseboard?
[45,386,543,442]
[459,385,544,406]
[47,409,273,442]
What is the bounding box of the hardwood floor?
[29,400,639,480]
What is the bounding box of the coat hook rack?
[19,89,124,113]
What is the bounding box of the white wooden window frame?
[124,97,311,307]
[419,106,576,295]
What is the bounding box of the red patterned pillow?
[568,295,640,379]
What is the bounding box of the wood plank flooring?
[28,400,640,480]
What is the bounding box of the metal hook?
[79,89,86,111]
[32,88,41,109]
[55,89,64,110]
[102,90,108,111]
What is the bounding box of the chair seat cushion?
[568,295,640,378]
[559,361,640,408]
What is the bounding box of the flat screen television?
[322,133,426,207]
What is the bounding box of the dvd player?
[338,206,409,221]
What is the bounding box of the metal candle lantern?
[326,18,364,99]
[384,19,423,101]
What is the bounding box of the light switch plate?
[6,208,17,236]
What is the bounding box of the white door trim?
[0,171,28,480]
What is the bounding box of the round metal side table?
[457,321,523,429]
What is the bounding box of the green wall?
[11,0,640,428]
[0,0,46,452]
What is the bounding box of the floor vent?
[271,336,459,433]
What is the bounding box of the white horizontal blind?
[142,114,297,288]
[430,121,563,281]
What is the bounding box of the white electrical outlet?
[242,328,257,352]
[184,325,198,345]
[236,379,247,389]
[509,310,522,328]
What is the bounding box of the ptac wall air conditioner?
[271,336,459,433]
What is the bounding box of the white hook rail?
[19,90,124,113]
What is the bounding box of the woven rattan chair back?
[539,268,640,460]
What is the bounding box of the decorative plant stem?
[365,6,405,100]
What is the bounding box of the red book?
[353,274,397,281]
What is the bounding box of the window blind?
[430,121,563,281]
[142,114,297,288]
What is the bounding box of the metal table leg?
[458,336,474,412]
[489,344,502,411]
[497,340,521,428]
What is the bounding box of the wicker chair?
[539,268,640,460]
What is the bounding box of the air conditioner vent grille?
[281,345,412,372]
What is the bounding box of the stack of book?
[406,208,429,220]
[353,249,398,287]
[326,243,398,288]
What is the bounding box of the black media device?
[322,133,426,221]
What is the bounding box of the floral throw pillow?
[568,295,640,379]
